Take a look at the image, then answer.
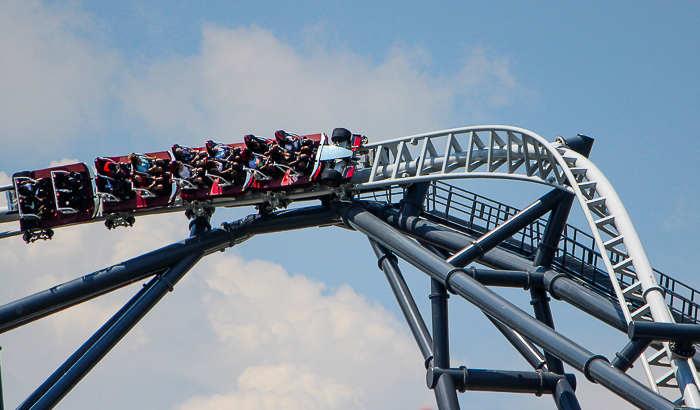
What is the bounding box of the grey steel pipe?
[433,373,461,410]
[364,205,631,333]
[531,195,575,376]
[628,321,700,343]
[468,268,543,289]
[27,252,204,410]
[553,378,582,410]
[485,314,547,371]
[0,205,340,333]
[427,367,576,395]
[543,271,627,332]
[17,273,157,410]
[431,278,450,369]
[447,189,569,267]
[612,338,653,372]
[340,202,675,410]
[370,240,433,361]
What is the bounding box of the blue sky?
[1,1,699,409]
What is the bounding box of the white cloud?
[0,219,433,409]
[124,24,530,145]
[0,0,119,156]
[0,1,529,168]
[188,253,433,409]
[0,2,533,409]
[180,363,361,410]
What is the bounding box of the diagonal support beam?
[370,240,433,362]
[447,188,570,267]
[21,251,204,410]
[365,204,631,332]
[339,201,675,410]
[20,216,214,410]
[0,205,341,334]
[485,314,547,371]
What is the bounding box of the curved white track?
[1,125,695,405]
[352,125,700,406]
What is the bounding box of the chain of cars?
[5,128,367,243]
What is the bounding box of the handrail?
[359,181,700,325]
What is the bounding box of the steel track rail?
[2,124,698,405]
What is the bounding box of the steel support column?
[339,202,675,410]
[23,252,204,410]
[553,378,582,410]
[531,195,575,376]
[0,347,3,410]
[370,240,432,362]
[434,373,461,409]
[431,278,450,370]
[399,182,460,410]
[0,205,340,333]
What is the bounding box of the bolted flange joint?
[670,341,696,359]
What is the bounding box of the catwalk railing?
[359,181,700,325]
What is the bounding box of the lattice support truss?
[350,125,700,406]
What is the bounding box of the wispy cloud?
[0,1,530,169]
[0,2,532,409]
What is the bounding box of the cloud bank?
[0,1,530,409]
[0,0,528,170]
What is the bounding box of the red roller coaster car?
[7,127,367,242]
[13,163,97,242]
[95,151,177,229]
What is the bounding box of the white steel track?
[352,125,700,405]
[1,125,695,404]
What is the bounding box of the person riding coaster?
[244,134,271,154]
[16,178,54,216]
[205,140,237,161]
[95,158,135,201]
[128,153,166,175]
[275,130,302,151]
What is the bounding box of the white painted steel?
[1,124,696,404]
[351,125,570,191]
[558,149,700,407]
[351,125,698,404]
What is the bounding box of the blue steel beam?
[339,201,675,410]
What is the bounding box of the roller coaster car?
[12,163,97,242]
[318,128,364,187]
[95,152,177,228]
[250,133,325,191]
[172,142,253,201]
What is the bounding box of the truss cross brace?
[340,201,675,410]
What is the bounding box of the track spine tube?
[0,205,341,334]
[340,201,676,410]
